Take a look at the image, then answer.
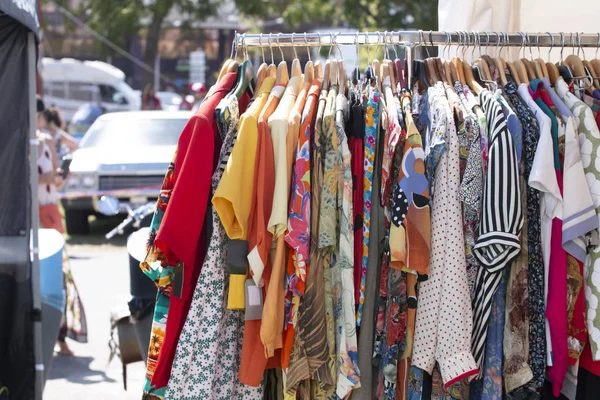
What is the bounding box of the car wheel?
[65,209,90,235]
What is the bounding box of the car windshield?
[80,116,188,148]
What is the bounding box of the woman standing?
[42,106,79,159]
[37,98,88,356]
[141,84,162,110]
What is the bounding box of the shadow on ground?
[66,215,128,248]
[47,356,116,385]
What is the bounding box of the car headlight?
[66,174,96,191]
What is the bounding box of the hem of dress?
[444,368,479,388]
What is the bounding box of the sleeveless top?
[38,140,58,206]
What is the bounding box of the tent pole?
[28,31,43,400]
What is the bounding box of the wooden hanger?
[254,35,268,90]
[547,62,560,85]
[583,60,600,88]
[451,56,465,84]
[565,54,592,90]
[330,59,339,88]
[275,34,289,85]
[506,61,521,85]
[373,58,381,91]
[591,59,600,87]
[386,59,397,94]
[520,58,536,81]
[323,59,332,89]
[339,59,347,95]
[290,35,302,78]
[218,59,233,81]
[462,59,484,94]
[302,34,315,84]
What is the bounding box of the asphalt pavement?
[44,218,146,400]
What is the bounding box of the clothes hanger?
[519,33,537,81]
[315,33,324,80]
[392,32,406,90]
[565,32,593,93]
[460,32,484,94]
[322,37,332,90]
[267,33,277,78]
[590,33,600,87]
[488,31,508,86]
[413,30,431,89]
[351,32,361,86]
[578,32,599,88]
[363,32,374,87]
[513,32,529,84]
[451,30,466,85]
[336,35,348,95]
[557,32,575,83]
[532,33,549,79]
[232,37,254,100]
[303,33,315,84]
[544,32,560,85]
[472,31,492,82]
[503,32,521,85]
[427,30,448,86]
[384,32,397,94]
[255,34,268,91]
[290,33,302,78]
[372,32,382,91]
[440,31,454,85]
[328,33,339,88]
[275,33,289,86]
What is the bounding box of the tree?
[238,0,438,31]
[47,0,437,86]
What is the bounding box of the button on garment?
[412,82,479,386]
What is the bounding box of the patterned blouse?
[356,87,380,325]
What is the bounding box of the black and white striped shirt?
[471,89,524,368]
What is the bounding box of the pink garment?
[546,170,568,396]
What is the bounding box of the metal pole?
[233,31,600,49]
[28,31,44,400]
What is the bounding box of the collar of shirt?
[541,77,573,118]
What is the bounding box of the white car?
[42,58,141,121]
[61,111,191,234]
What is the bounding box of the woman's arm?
[57,129,79,152]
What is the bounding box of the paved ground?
[44,218,146,400]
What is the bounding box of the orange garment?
[261,77,303,358]
[281,79,323,371]
[239,82,286,387]
[39,204,64,234]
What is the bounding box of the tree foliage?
[46,0,437,85]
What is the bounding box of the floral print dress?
[164,96,263,400]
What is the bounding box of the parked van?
[41,58,140,121]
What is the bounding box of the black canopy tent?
[0,1,42,399]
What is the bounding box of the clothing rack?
[234,31,600,49]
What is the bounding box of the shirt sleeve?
[562,116,598,261]
[212,114,259,240]
[527,103,562,220]
[155,114,214,268]
[267,117,290,238]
